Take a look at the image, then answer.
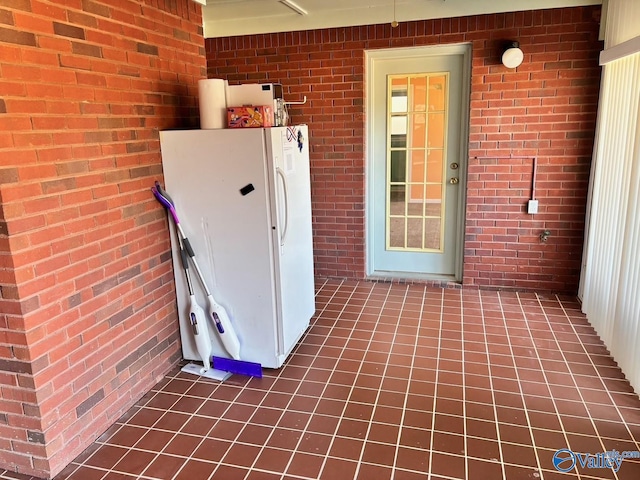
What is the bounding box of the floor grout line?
[478,290,508,480]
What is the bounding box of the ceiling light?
[391,0,398,28]
[502,41,524,69]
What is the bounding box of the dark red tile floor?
[3,280,639,479]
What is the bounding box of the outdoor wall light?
[502,41,524,69]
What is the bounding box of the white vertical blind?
[581,0,640,392]
[604,0,640,46]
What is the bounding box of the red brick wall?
[0,1,204,477]
[206,6,602,292]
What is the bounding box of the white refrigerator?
[159,125,315,369]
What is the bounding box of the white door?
[367,46,470,279]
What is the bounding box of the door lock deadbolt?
[450,162,459,170]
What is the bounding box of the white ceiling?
[202,0,602,38]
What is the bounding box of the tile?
[285,452,324,478]
[207,419,244,440]
[531,428,569,450]
[266,428,301,450]
[500,442,539,468]
[329,437,364,461]
[498,424,533,446]
[210,465,247,480]
[431,431,465,456]
[277,410,311,430]
[467,458,504,478]
[143,454,185,479]
[395,446,429,472]
[163,433,204,457]
[126,408,164,428]
[84,445,128,470]
[355,463,393,480]
[193,438,231,462]
[146,392,180,410]
[155,411,191,432]
[135,429,175,452]
[113,449,157,476]
[361,441,396,466]
[306,414,340,435]
[250,407,284,427]
[366,422,400,444]
[245,471,281,480]
[297,432,333,456]
[431,452,465,478]
[197,399,231,418]
[173,459,215,479]
[103,425,146,448]
[466,418,498,439]
[181,415,216,436]
[393,467,433,480]
[236,424,274,446]
[221,443,261,468]
[101,473,139,480]
[467,437,501,461]
[319,458,358,480]
[62,466,109,479]
[253,447,292,472]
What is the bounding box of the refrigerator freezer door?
[266,126,315,362]
[160,129,281,367]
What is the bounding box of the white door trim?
[365,44,472,281]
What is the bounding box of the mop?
[176,237,231,380]
[152,181,262,378]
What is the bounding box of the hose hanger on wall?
[472,155,539,214]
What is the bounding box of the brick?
[75,388,104,418]
[0,26,35,46]
[71,41,102,58]
[53,22,85,40]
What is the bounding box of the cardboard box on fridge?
[227,106,274,128]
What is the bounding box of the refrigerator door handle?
[276,167,289,247]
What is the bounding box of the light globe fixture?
[502,41,524,69]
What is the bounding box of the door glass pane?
[410,113,426,149]
[389,217,405,248]
[386,73,448,252]
[410,150,426,197]
[407,218,423,249]
[411,77,427,112]
[424,218,442,250]
[390,78,408,113]
[426,150,443,183]
[428,113,445,148]
[390,150,406,183]
[429,76,446,111]
[389,185,406,215]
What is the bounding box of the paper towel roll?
[198,79,228,129]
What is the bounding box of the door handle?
[449,177,459,184]
[276,167,289,247]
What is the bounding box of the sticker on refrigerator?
[282,130,296,174]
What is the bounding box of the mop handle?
[152,183,213,298]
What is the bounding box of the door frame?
[365,44,472,281]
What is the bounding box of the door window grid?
[386,73,449,252]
